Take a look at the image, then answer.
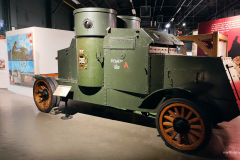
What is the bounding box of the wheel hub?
[40,89,49,100]
[173,117,190,134]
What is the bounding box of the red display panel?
[198,15,240,58]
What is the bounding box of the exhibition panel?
[7,32,34,87]
[5,27,75,97]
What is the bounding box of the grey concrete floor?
[0,89,240,160]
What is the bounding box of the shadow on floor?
[57,99,231,159]
[59,100,156,129]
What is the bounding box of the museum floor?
[0,89,240,160]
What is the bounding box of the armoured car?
[33,8,240,153]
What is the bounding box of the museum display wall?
[198,15,240,58]
[0,39,8,89]
[5,27,75,97]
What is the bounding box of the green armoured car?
[33,8,240,153]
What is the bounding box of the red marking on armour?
[124,62,129,68]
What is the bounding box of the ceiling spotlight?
[165,23,170,28]
[72,0,80,4]
[183,22,186,26]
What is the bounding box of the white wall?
[33,27,74,74]
[0,39,8,88]
[6,27,75,97]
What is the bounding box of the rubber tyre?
[155,98,212,153]
[47,77,60,107]
[33,76,57,113]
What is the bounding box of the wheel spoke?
[168,110,176,118]
[174,107,180,116]
[163,122,173,126]
[164,115,174,122]
[183,134,189,145]
[181,107,184,117]
[188,117,199,124]
[190,129,201,137]
[39,97,43,103]
[177,134,182,144]
[165,127,174,133]
[190,125,202,129]
[171,131,178,140]
[188,133,197,143]
[185,111,192,120]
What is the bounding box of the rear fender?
[139,88,195,110]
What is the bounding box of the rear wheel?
[156,98,212,153]
[33,77,58,113]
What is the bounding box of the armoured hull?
[55,28,240,122]
[77,37,104,87]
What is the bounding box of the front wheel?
[156,98,212,153]
[33,76,58,113]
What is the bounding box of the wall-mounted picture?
[21,73,34,87]
[7,33,33,61]
[0,59,5,70]
[7,33,34,87]
[9,61,21,85]
[20,61,34,73]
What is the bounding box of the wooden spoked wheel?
[156,98,212,153]
[33,77,57,113]
[34,80,52,111]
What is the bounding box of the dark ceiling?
[57,0,240,30]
